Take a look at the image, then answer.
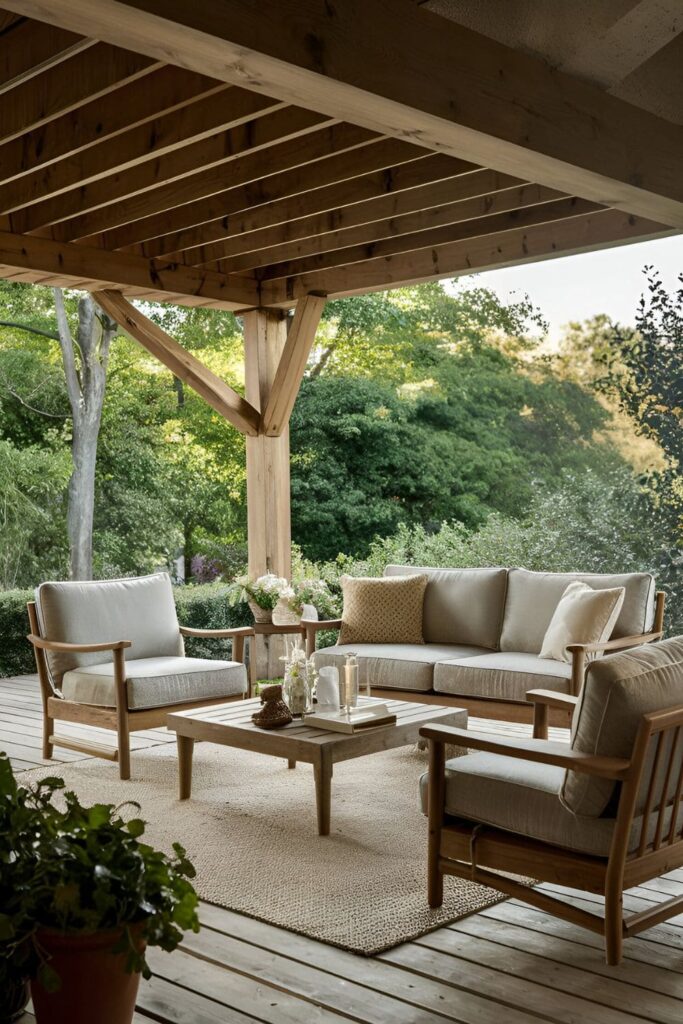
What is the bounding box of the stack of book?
[302,703,396,734]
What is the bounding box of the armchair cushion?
[419,751,682,857]
[500,569,655,655]
[384,565,508,649]
[314,643,489,693]
[36,573,182,685]
[434,651,572,702]
[562,635,683,817]
[61,655,247,710]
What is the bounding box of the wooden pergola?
[0,0,681,578]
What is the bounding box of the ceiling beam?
[4,0,682,227]
[161,155,487,265]
[0,86,281,215]
[261,293,326,436]
[0,229,260,309]
[93,289,261,434]
[0,41,160,145]
[259,209,674,305]
[0,18,94,94]
[256,197,601,281]
[0,66,223,186]
[14,106,327,233]
[53,122,377,244]
[215,181,561,275]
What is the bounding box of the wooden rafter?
[0,18,94,94]
[93,290,261,435]
[261,293,326,436]
[4,0,682,227]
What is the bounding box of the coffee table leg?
[313,749,332,836]
[177,735,195,799]
[288,758,296,769]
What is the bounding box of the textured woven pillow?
[339,574,428,646]
[539,581,625,663]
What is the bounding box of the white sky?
[455,233,683,345]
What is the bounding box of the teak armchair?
[420,636,683,964]
[28,573,252,779]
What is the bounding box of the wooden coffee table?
[167,697,467,835]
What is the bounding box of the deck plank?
[2,674,681,1024]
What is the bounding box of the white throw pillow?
[539,581,626,663]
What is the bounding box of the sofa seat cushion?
[418,752,681,857]
[384,565,508,649]
[434,651,572,702]
[314,643,490,693]
[61,656,247,710]
[500,568,655,655]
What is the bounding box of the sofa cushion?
[539,582,625,663]
[384,565,507,649]
[562,636,683,817]
[338,574,428,646]
[500,568,655,655]
[434,651,572,702]
[314,643,489,693]
[36,573,182,686]
[61,655,247,710]
[418,751,683,857]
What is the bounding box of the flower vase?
[248,600,272,624]
[272,597,302,626]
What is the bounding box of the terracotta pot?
[248,599,272,623]
[31,925,146,1024]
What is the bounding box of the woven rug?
[22,742,508,955]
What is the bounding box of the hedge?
[0,582,252,678]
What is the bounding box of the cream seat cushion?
[61,656,247,710]
[539,582,625,663]
[418,752,683,857]
[314,643,489,693]
[434,651,572,702]
[338,574,428,646]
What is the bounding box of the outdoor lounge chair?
[28,572,251,779]
[419,635,683,964]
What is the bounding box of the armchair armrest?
[301,618,342,657]
[567,630,662,656]
[178,624,252,664]
[418,724,631,780]
[526,689,578,740]
[27,635,131,654]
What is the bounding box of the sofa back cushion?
[500,568,655,655]
[338,574,428,645]
[384,565,507,649]
[561,636,683,817]
[36,572,182,685]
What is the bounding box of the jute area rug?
[24,742,507,955]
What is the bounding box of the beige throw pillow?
[338,574,428,646]
[539,581,626,663]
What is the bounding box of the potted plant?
[272,577,339,626]
[0,754,36,1021]
[0,754,199,1024]
[227,572,288,623]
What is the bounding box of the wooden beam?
[0,86,282,216]
[257,196,601,281]
[0,41,160,145]
[194,167,527,271]
[55,122,377,244]
[97,139,444,255]
[262,294,326,436]
[0,229,260,309]
[5,0,682,226]
[229,183,565,277]
[260,209,674,305]
[93,290,261,435]
[243,309,291,576]
[0,18,94,95]
[16,106,328,233]
[0,66,223,186]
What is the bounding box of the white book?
[303,703,396,734]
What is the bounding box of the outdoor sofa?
[306,566,665,724]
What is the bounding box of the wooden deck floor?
[4,673,682,1023]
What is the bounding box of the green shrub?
[0,582,250,678]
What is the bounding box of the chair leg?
[42,709,54,760]
[604,885,624,965]
[427,739,445,908]
[117,706,131,780]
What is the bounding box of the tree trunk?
[54,290,116,580]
